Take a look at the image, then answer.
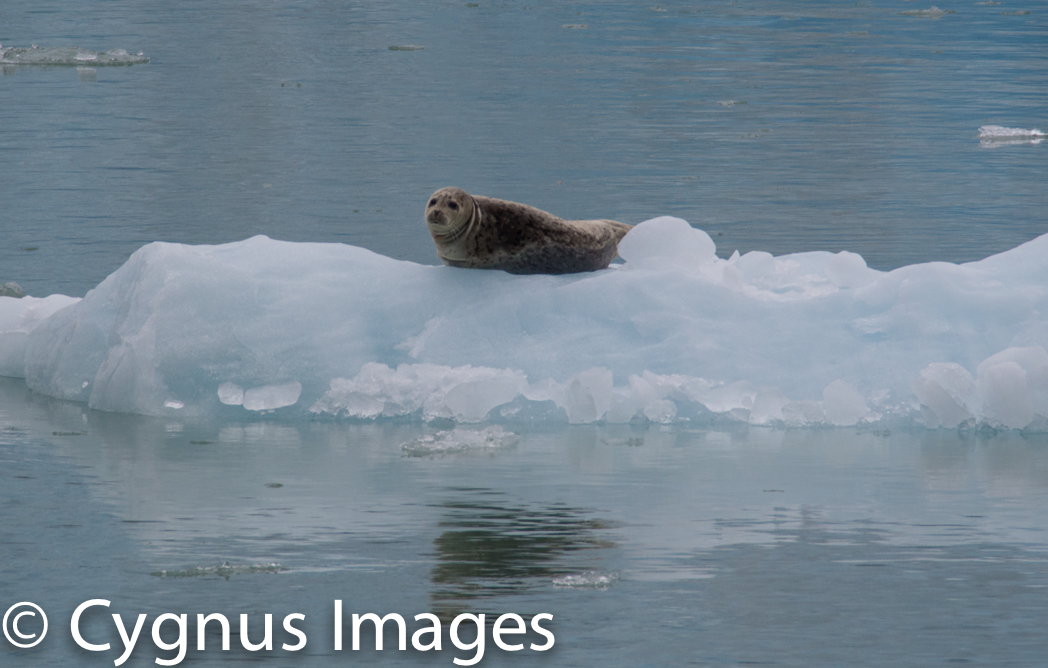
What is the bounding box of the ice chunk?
[978,125,1045,148]
[976,347,1048,428]
[0,295,80,378]
[0,46,149,66]
[912,363,979,428]
[547,367,613,424]
[401,426,518,457]
[749,387,789,425]
[217,382,245,406]
[898,6,953,18]
[311,363,528,422]
[822,380,868,426]
[242,381,302,411]
[617,216,716,270]
[552,572,619,589]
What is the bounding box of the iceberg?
[2,217,1047,429]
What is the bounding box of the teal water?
[1,1,1045,297]
[2,1,1048,666]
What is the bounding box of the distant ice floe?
[0,45,148,66]
[2,216,1048,430]
[898,6,954,18]
[979,125,1045,148]
[151,562,286,579]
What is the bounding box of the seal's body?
[424,187,632,275]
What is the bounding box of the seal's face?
[425,187,474,243]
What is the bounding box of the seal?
[424,187,632,274]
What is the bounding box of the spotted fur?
[424,187,632,275]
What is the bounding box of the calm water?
[1,0,1046,297]
[2,1,1048,666]
[4,378,1048,667]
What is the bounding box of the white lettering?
[281,613,307,651]
[450,613,485,666]
[151,613,187,666]
[70,599,110,652]
[112,613,146,666]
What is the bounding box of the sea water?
[1,1,1047,666]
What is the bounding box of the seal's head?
[425,187,476,244]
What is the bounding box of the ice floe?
[0,45,148,66]
[2,215,1048,429]
[978,125,1045,148]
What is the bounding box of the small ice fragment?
[388,45,423,51]
[561,24,588,29]
[898,6,953,17]
[552,572,618,589]
[217,382,245,406]
[164,399,185,409]
[401,425,518,457]
[242,381,302,411]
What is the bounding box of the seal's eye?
[428,199,437,207]
[448,202,459,210]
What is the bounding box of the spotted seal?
[424,187,632,274]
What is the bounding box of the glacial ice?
[2,217,1048,429]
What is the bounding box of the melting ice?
[2,216,1047,429]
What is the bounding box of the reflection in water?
[8,375,1048,665]
[429,488,616,615]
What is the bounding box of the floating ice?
[0,295,80,378]
[0,45,149,66]
[151,563,286,579]
[978,125,1045,148]
[898,6,954,18]
[401,426,519,457]
[3,219,1048,429]
[552,572,619,589]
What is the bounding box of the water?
[5,378,1048,666]
[1,1,1046,297]
[2,1,1048,665]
